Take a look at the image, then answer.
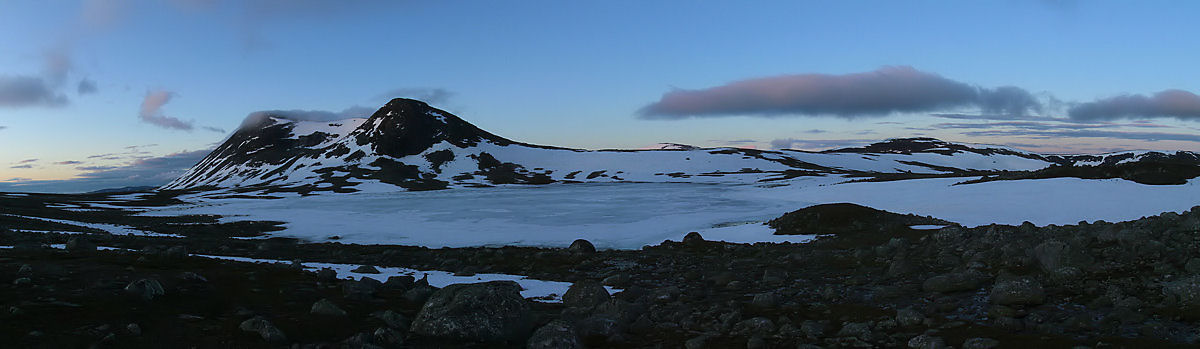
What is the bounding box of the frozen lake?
[142,177,1200,249]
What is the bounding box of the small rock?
[384,275,415,290]
[751,292,779,309]
[126,323,142,336]
[65,237,96,254]
[403,285,436,304]
[601,273,631,287]
[372,310,410,331]
[13,277,31,286]
[351,265,380,274]
[567,239,596,254]
[684,335,710,349]
[739,317,776,335]
[990,277,1046,305]
[896,307,925,327]
[922,272,985,293]
[316,268,338,282]
[163,246,188,259]
[908,334,947,349]
[962,337,1001,349]
[124,278,165,300]
[373,327,404,346]
[527,320,582,349]
[179,272,208,282]
[682,232,705,245]
[747,335,766,349]
[239,317,287,343]
[837,321,872,340]
[563,280,610,308]
[17,264,32,276]
[310,298,348,317]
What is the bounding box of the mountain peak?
[352,99,513,158]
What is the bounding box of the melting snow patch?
[190,253,617,302]
[909,225,949,230]
[3,214,184,238]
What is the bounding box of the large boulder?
[411,281,533,342]
[562,280,610,309]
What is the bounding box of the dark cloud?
[374,88,454,105]
[55,160,83,165]
[9,165,32,169]
[0,149,211,193]
[1069,89,1200,121]
[77,78,98,94]
[640,66,1042,119]
[0,75,69,108]
[138,90,194,130]
[962,129,1200,143]
[18,159,38,164]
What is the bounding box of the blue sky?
[4,0,1200,192]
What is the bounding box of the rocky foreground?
[4,204,1200,348]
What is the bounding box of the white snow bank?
[139,177,1200,249]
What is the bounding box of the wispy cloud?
[138,90,194,130]
[640,66,1042,119]
[77,78,98,94]
[770,138,876,150]
[374,88,455,105]
[1070,89,1200,121]
[0,76,69,108]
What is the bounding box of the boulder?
[411,281,534,342]
[990,277,1045,305]
[65,237,96,254]
[125,278,165,300]
[922,272,986,293]
[567,239,596,254]
[563,280,610,308]
[527,320,581,349]
[310,299,348,317]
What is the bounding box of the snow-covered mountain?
[161,98,1200,192]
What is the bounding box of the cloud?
[17,159,38,164]
[9,165,33,169]
[138,90,194,130]
[374,88,454,105]
[77,78,98,94]
[640,66,1042,119]
[770,138,876,150]
[239,106,374,130]
[0,76,69,108]
[55,160,83,165]
[961,128,1200,143]
[1069,89,1200,121]
[0,149,211,193]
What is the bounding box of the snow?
[2,214,184,238]
[909,225,949,230]
[189,253,616,302]
[141,177,1200,249]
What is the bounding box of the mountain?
[161,99,1200,193]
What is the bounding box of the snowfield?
[141,176,1200,249]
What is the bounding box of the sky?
[4,0,1200,192]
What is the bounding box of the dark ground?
[2,193,1200,348]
